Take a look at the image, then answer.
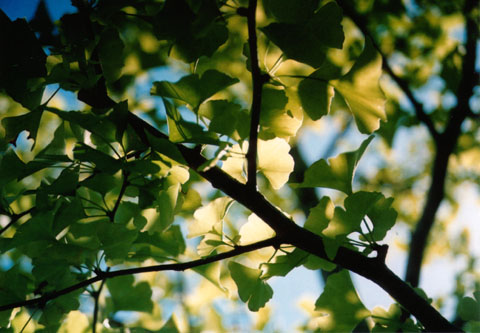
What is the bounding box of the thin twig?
[109,170,129,221]
[92,267,110,333]
[0,237,280,312]
[0,208,34,236]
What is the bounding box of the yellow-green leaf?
[331,38,386,134]
[239,214,275,245]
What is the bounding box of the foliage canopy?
[0,0,478,331]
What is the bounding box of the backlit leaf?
[298,61,342,120]
[152,70,238,110]
[261,2,344,68]
[188,197,233,238]
[106,275,153,312]
[314,270,370,332]
[300,135,374,194]
[331,38,386,133]
[228,262,273,311]
[239,214,275,245]
[258,138,294,189]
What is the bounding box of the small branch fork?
[0,237,280,312]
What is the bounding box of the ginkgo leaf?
[314,270,370,332]
[221,142,248,184]
[331,38,386,134]
[458,292,480,321]
[298,61,342,120]
[263,0,318,23]
[300,135,374,194]
[228,261,273,311]
[221,138,294,189]
[323,191,397,242]
[239,214,275,245]
[2,108,44,148]
[304,196,335,236]
[151,70,238,109]
[260,88,302,139]
[372,304,421,332]
[324,191,383,239]
[258,138,294,189]
[261,2,344,68]
[199,100,250,141]
[188,197,233,238]
[106,275,153,313]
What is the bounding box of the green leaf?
[298,61,342,120]
[153,183,181,232]
[73,143,122,174]
[52,198,85,235]
[0,10,47,109]
[323,191,396,242]
[97,222,138,260]
[49,109,117,143]
[262,248,308,279]
[38,292,81,328]
[300,135,374,194]
[146,132,186,164]
[152,0,228,62]
[80,173,117,196]
[0,266,30,317]
[98,28,124,84]
[106,275,153,312]
[258,138,295,189]
[228,262,273,311]
[188,197,233,238]
[2,108,44,147]
[45,167,79,195]
[458,292,480,321]
[372,304,421,332]
[239,214,275,245]
[115,202,147,230]
[151,70,238,110]
[261,2,344,68]
[162,99,219,144]
[260,88,301,139]
[362,195,397,242]
[331,38,386,134]
[199,100,250,141]
[304,196,335,236]
[0,149,27,187]
[314,270,370,332]
[263,0,319,23]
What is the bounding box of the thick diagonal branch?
[127,112,460,332]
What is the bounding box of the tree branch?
[338,1,440,143]
[109,170,129,222]
[0,208,34,236]
[405,0,479,288]
[126,112,461,332]
[92,267,109,333]
[0,237,280,312]
[245,0,265,190]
